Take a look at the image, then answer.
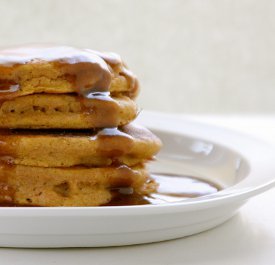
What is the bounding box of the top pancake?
[0,45,139,100]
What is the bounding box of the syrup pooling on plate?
[148,173,221,204]
[105,173,221,206]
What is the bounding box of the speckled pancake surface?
[0,94,137,128]
[0,164,157,207]
[0,45,139,100]
[0,44,162,207]
[0,124,162,167]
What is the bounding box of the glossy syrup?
[0,45,139,128]
[0,45,218,207]
[104,173,221,206]
[0,45,138,98]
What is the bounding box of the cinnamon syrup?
[0,45,138,128]
[104,173,221,206]
[0,45,220,208]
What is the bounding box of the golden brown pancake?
[0,44,162,207]
[0,45,138,100]
[0,123,162,167]
[0,163,157,207]
[0,93,137,128]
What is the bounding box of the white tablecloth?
[1,115,275,265]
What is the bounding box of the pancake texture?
[0,45,162,207]
[0,94,137,128]
[0,164,157,206]
[0,45,139,100]
[0,124,161,167]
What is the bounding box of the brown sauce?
[94,127,134,157]
[0,80,19,93]
[79,92,121,128]
[104,173,221,206]
[0,45,138,128]
[0,45,206,208]
[0,47,137,96]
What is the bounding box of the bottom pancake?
[0,164,157,207]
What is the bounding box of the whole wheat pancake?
[0,124,162,167]
[0,45,138,100]
[0,163,157,207]
[0,93,137,128]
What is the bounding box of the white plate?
[0,111,275,248]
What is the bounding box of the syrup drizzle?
[0,45,138,128]
[0,45,162,207]
[0,45,137,97]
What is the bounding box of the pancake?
[0,124,162,167]
[0,44,162,208]
[0,164,157,207]
[0,45,139,100]
[0,93,137,128]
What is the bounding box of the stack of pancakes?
[0,45,161,206]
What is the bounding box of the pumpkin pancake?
[0,93,137,128]
[0,44,162,208]
[0,123,162,167]
[0,45,138,100]
[0,164,157,207]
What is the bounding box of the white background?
[0,0,275,113]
